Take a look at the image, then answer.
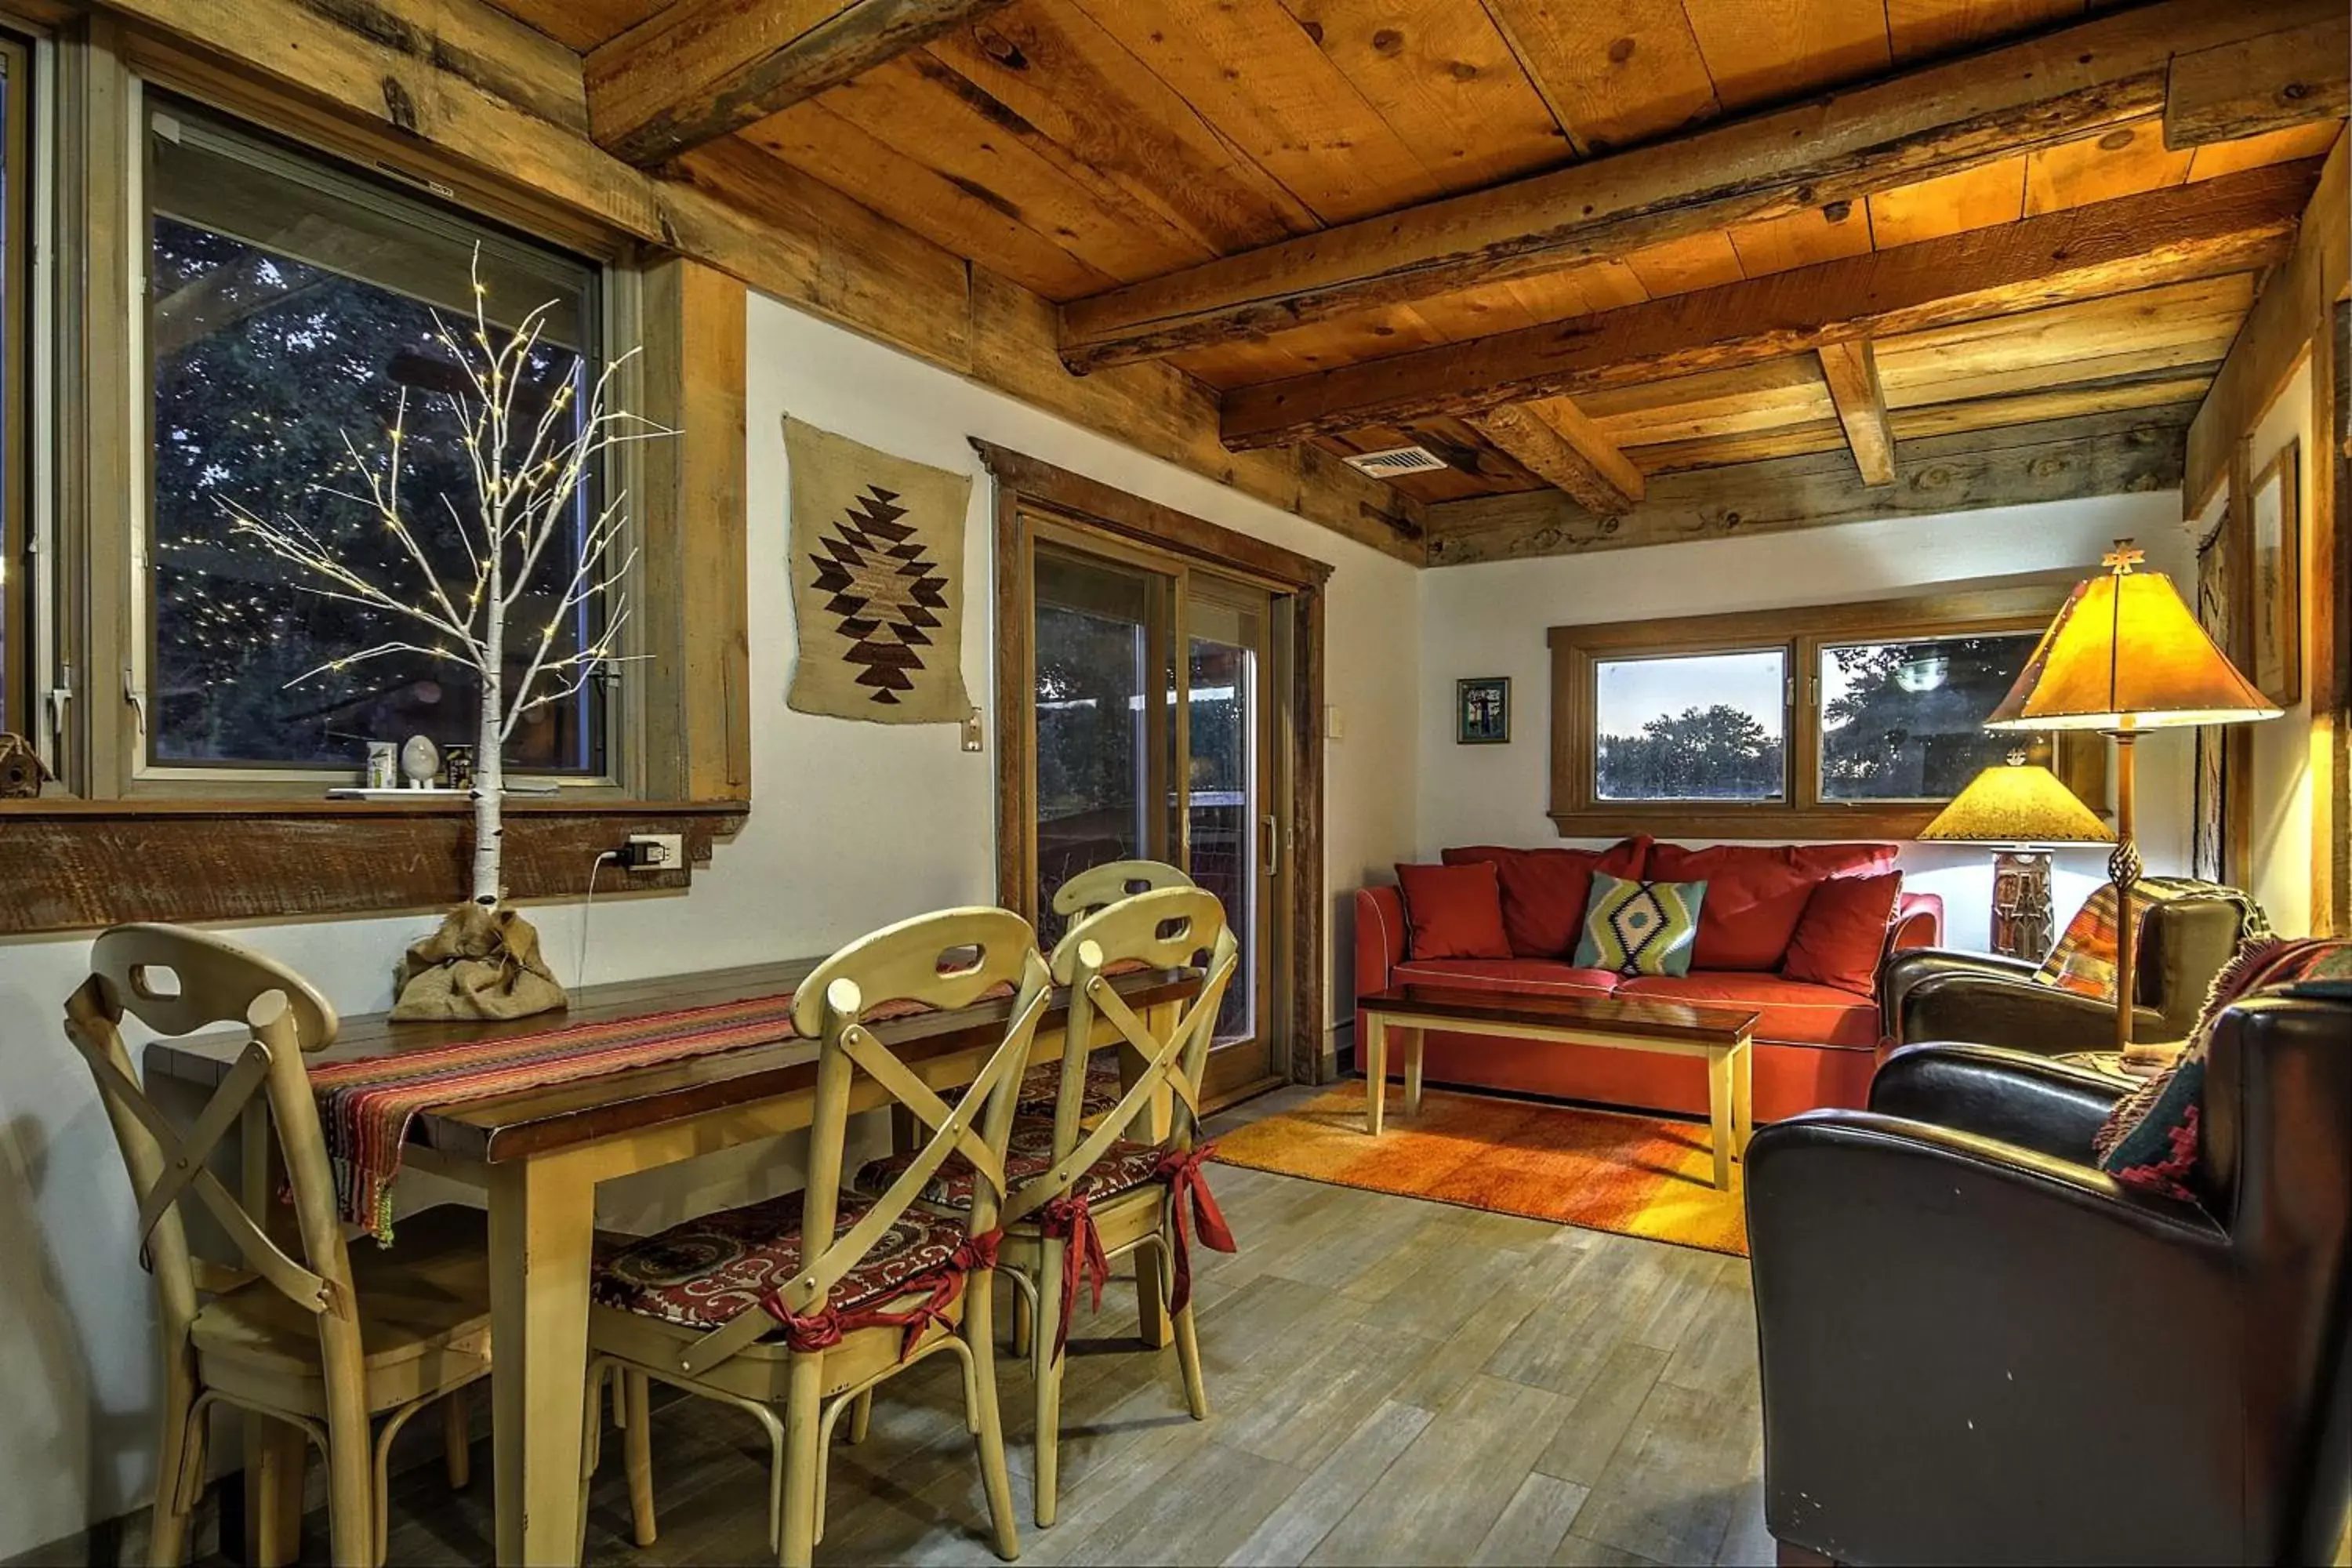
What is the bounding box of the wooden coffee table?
[1358,985,1759,1190]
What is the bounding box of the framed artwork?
[2249,440,2301,706]
[1457,677,1511,744]
[2193,506,2236,884]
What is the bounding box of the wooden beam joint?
[1466,401,1646,514]
[1817,339,1897,487]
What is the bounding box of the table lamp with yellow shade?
[1919,752,2114,960]
[1982,541,2281,1049]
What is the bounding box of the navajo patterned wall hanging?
[784,416,974,724]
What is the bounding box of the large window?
[141,103,608,776]
[1550,583,2103,837]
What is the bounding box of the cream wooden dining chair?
[857,884,1240,1527]
[63,923,494,1567]
[580,906,1051,1567]
[1013,860,1197,1130]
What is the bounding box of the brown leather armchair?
[1747,990,2352,1566]
[1881,892,2248,1054]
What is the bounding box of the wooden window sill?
[1,797,749,935]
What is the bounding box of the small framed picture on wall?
[1457,677,1511,744]
[2250,440,2301,706]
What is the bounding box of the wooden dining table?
[143,956,1198,1566]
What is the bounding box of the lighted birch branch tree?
[222,256,669,911]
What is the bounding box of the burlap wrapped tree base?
[390,902,567,1022]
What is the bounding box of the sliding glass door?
[1029,525,1287,1098]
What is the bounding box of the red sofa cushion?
[1389,958,1625,1000]
[1783,870,1904,996]
[1443,837,1650,958]
[1617,972,1881,1050]
[1394,862,1511,960]
[1646,842,1897,971]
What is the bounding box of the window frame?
[126,89,629,793]
[0,15,749,938]
[1548,575,2108,840]
[0,27,32,748]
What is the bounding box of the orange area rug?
[1212,1083,1748,1257]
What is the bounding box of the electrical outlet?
[626,833,684,872]
[962,706,985,753]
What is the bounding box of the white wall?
[0,292,1421,1559]
[2245,361,2319,936]
[1414,494,2199,952]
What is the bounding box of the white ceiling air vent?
[1340,445,1449,477]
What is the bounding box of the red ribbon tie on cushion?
[1154,1144,1236,1319]
[1037,1192,1112,1362]
[756,1227,1003,1363]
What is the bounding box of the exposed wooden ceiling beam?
[1057,0,2338,372]
[586,0,1015,167]
[1817,340,1896,486]
[2165,13,2350,151]
[1219,160,2314,450]
[1425,407,2194,567]
[1467,402,1646,515]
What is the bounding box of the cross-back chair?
[857,884,1240,1528]
[583,906,1051,1568]
[1014,860,1198,1125]
[63,923,491,1567]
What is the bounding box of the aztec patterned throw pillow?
[1573,873,1707,978]
[2092,936,2349,1203]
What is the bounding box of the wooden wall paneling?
[919,3,1320,253]
[1272,0,1566,191]
[1058,0,2333,369]
[1064,0,1444,222]
[635,256,752,804]
[1476,0,1719,156]
[741,100,1120,299]
[1426,405,2193,565]
[583,0,1018,166]
[2186,131,2348,508]
[103,0,1421,563]
[2163,12,2350,151]
[1217,165,2309,448]
[1,800,746,934]
[1677,0,1891,112]
[1815,339,1898,485]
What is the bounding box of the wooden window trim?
[1548,574,2107,840]
[977,441,1335,1087]
[3,20,750,935]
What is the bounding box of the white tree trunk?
[471,575,505,907]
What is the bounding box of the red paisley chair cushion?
[1014,1051,1123,1121]
[590,1191,967,1334]
[855,1116,1165,1212]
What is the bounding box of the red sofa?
[1353,839,1943,1124]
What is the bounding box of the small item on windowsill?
[324,779,561,800]
[0,731,50,800]
[443,745,474,792]
[399,734,440,789]
[365,739,399,790]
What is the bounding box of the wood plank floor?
[347,1084,1773,1567]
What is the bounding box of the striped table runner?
[312,993,805,1242]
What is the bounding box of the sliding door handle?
[1262,813,1279,877]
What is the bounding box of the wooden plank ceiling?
[486,0,2347,549]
